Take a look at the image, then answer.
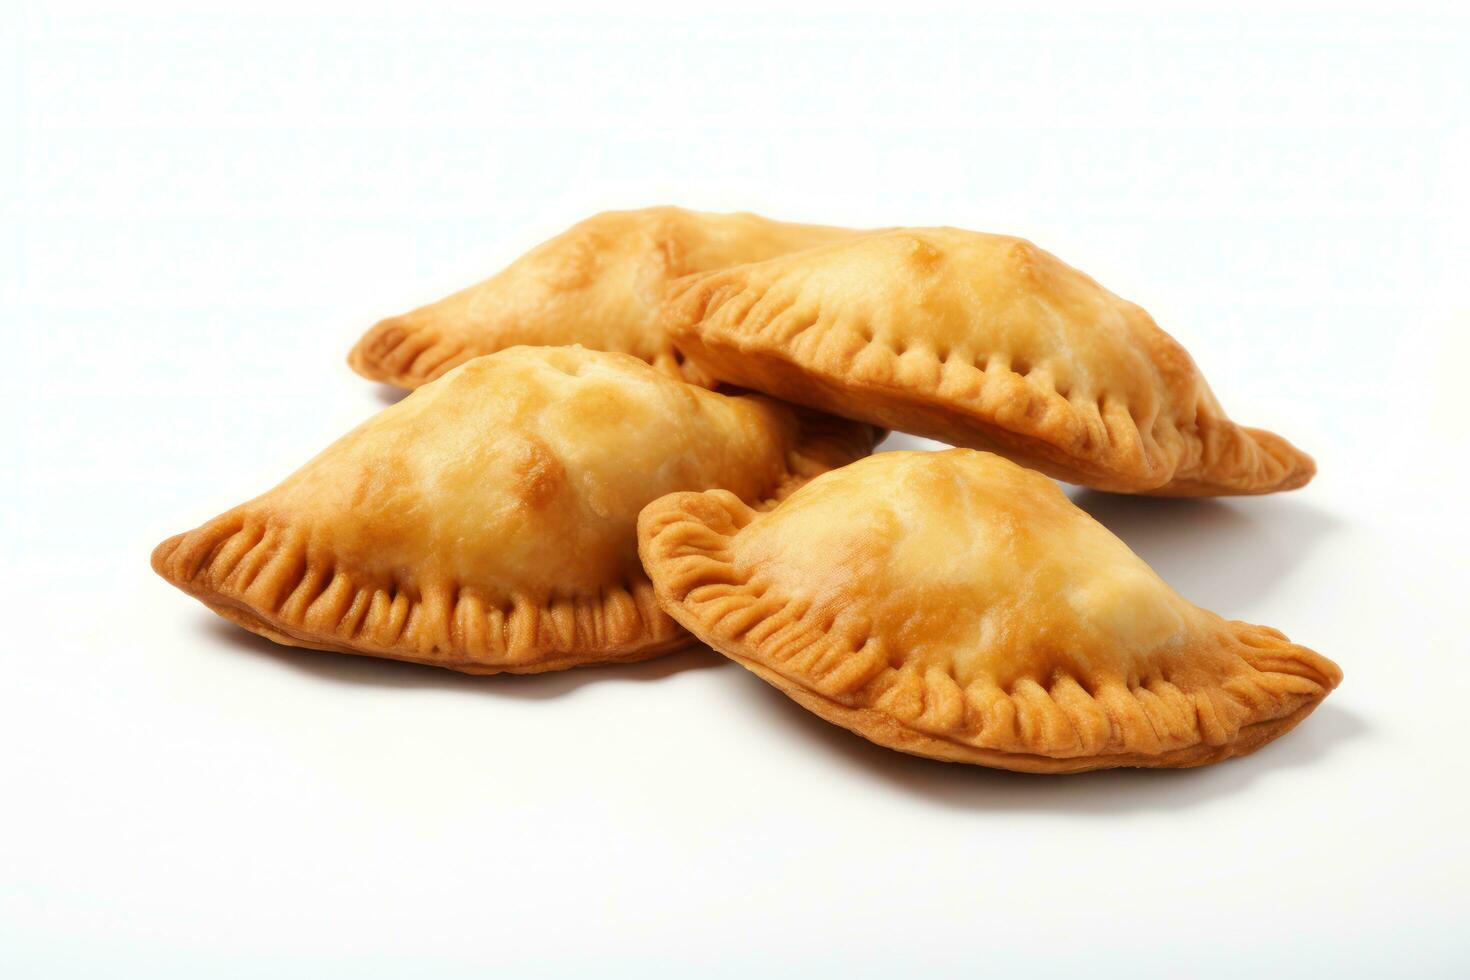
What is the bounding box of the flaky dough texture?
[350,207,862,389]
[662,228,1313,495]
[154,346,880,673]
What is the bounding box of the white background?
[4,2,1468,976]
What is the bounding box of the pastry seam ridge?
[348,319,478,389]
[350,313,711,389]
[151,515,684,672]
[638,490,1341,762]
[662,274,1313,495]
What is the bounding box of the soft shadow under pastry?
[662,228,1313,495]
[638,449,1341,772]
[154,346,880,674]
[349,206,861,389]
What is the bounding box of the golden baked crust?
[153,346,880,674]
[638,449,1340,772]
[662,228,1313,495]
[349,207,859,389]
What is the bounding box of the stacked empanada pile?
[154,206,1340,774]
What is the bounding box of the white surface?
[4,2,1468,977]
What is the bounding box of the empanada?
[638,449,1340,772]
[662,228,1313,495]
[153,346,880,674]
[349,207,859,389]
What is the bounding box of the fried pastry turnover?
[349,206,859,389]
[639,449,1341,772]
[662,228,1313,495]
[153,346,880,674]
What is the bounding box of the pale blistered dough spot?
[738,450,1195,685]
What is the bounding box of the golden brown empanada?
[349,207,859,389]
[662,228,1313,495]
[153,346,880,674]
[639,449,1340,772]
